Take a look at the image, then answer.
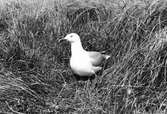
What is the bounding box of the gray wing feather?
[88,51,106,66]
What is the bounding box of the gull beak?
[64,37,68,40]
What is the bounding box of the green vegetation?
[0,0,167,113]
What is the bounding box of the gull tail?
[103,54,110,60]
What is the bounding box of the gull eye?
[70,35,73,37]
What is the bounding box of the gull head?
[64,33,81,43]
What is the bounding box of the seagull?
[62,33,110,78]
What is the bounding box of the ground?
[0,0,167,113]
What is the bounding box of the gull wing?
[88,51,107,66]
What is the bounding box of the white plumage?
[63,33,110,76]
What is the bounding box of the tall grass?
[0,0,167,113]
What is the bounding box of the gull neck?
[71,41,85,57]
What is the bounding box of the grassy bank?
[0,0,167,113]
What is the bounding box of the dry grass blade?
[0,0,167,113]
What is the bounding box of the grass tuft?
[1,0,167,113]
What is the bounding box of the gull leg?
[90,73,98,89]
[84,78,91,90]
